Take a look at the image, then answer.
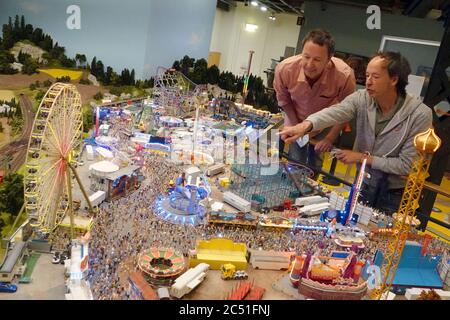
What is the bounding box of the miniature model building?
[89,160,141,201]
[229,162,315,208]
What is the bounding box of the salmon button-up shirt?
[273,55,356,126]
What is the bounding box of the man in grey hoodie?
[279,52,433,215]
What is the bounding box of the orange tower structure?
[372,128,441,300]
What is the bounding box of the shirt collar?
[375,94,405,115]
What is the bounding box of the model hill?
[10,41,47,66]
[0,15,143,88]
[0,15,278,112]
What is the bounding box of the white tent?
[89,161,119,177]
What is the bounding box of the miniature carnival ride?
[154,169,211,226]
[289,250,367,300]
[138,247,186,286]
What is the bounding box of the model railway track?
[0,95,34,172]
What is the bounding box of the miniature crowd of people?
[83,149,414,300]
[66,101,448,300]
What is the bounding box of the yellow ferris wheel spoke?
[45,122,63,154]
[40,158,63,179]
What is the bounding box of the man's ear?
[391,75,399,87]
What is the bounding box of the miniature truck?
[206,163,225,177]
[220,264,248,280]
[170,263,210,299]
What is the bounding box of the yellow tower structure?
[372,128,441,300]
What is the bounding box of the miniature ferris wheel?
[24,83,92,237]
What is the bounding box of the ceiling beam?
[218,0,237,8]
[278,0,303,15]
[320,0,398,13]
[259,0,287,13]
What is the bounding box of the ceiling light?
[269,15,276,21]
[260,6,268,12]
[245,23,258,32]
[251,1,259,6]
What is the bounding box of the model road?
[0,94,34,172]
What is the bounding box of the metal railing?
[282,151,450,231]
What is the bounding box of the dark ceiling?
[217,0,450,20]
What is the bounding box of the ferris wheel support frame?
[64,161,95,240]
[65,163,75,240]
[64,160,95,241]
[67,161,95,213]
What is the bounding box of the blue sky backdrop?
[0,0,216,79]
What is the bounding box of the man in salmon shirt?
[273,29,356,171]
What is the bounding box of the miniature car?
[221,213,235,221]
[52,252,61,264]
[272,205,284,212]
[244,213,257,221]
[0,282,17,293]
[59,252,69,264]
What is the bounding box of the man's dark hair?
[302,29,335,57]
[373,51,411,96]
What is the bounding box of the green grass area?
[9,116,24,137]
[106,85,148,98]
[44,59,63,69]
[13,88,42,112]
[16,162,26,176]
[0,207,27,263]
[0,247,5,265]
[20,252,41,283]
[82,103,91,112]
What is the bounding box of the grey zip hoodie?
[306,89,433,189]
